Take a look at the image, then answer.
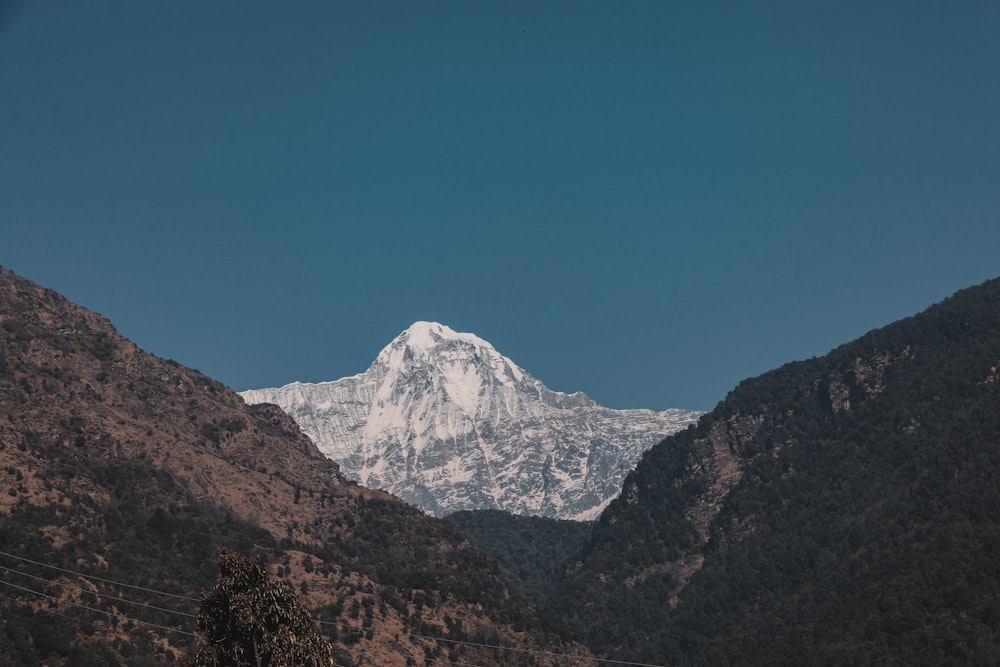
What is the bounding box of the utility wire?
[0,564,197,618]
[0,587,363,667]
[0,579,203,639]
[404,631,663,667]
[0,549,200,602]
[0,549,666,666]
[0,589,101,631]
[358,641,487,667]
[316,617,654,667]
[316,617,490,666]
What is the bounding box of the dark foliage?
[547,277,1000,665]
[184,549,335,666]
[445,509,592,610]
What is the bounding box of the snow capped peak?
[401,321,470,345]
[382,321,493,358]
[241,324,703,519]
[375,322,525,387]
[366,322,530,420]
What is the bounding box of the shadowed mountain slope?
[0,266,590,666]
[445,509,592,611]
[548,277,1000,665]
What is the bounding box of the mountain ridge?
[242,321,701,519]
[0,266,590,666]
[546,276,1000,665]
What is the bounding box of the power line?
[0,549,201,602]
[0,589,102,631]
[368,644,487,667]
[315,617,659,667]
[0,564,197,618]
[0,584,364,667]
[405,631,663,667]
[0,549,667,666]
[397,651,483,667]
[0,578,202,639]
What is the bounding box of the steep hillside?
[549,277,1000,665]
[242,321,700,520]
[445,510,593,610]
[0,266,590,666]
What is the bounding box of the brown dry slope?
[0,266,592,666]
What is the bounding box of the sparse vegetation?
[0,266,590,666]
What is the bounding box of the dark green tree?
[184,549,336,667]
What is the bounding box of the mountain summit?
[242,322,701,519]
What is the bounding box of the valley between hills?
[2,264,1000,665]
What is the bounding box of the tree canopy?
[184,549,335,667]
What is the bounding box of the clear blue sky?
[2,2,998,411]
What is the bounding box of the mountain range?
[0,266,587,666]
[241,321,701,519]
[3,263,999,665]
[541,276,1000,664]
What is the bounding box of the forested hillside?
[7,262,998,665]
[548,277,1000,665]
[0,266,589,666]
[445,510,592,610]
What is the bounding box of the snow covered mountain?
[240,322,702,520]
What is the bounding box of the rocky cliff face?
[242,322,701,519]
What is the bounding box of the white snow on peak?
[240,322,703,519]
[400,321,483,350]
[375,322,526,392]
[379,322,496,361]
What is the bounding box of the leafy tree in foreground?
[184,549,336,667]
